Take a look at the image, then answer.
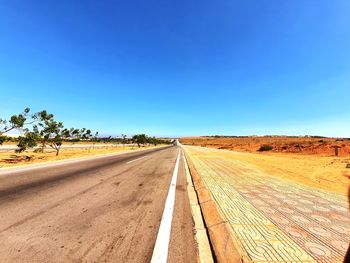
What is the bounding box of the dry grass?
[0,145,161,168]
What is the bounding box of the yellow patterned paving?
[184,146,350,263]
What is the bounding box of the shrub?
[0,136,6,145]
[258,145,273,152]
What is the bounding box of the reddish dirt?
[180,136,350,157]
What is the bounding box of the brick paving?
[185,146,350,263]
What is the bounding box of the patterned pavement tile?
[185,146,350,263]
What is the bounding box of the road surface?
[0,146,197,262]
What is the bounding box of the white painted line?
[126,155,149,164]
[151,150,181,263]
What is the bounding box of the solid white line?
[126,155,148,164]
[151,150,181,263]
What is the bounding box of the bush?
[258,145,273,152]
[0,136,6,145]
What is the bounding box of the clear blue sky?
[1,1,349,137]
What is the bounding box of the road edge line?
[183,153,214,263]
[126,155,148,164]
[151,150,181,263]
[183,148,252,263]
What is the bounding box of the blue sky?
[0,1,349,137]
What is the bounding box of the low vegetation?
[1,108,171,157]
[132,134,168,147]
[0,108,96,156]
[258,145,273,152]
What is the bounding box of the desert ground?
[181,136,350,156]
[180,136,350,196]
[183,144,350,262]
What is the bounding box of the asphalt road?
[0,146,197,263]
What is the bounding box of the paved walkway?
[185,146,350,263]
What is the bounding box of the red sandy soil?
[181,136,350,195]
[180,136,350,157]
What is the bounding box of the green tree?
[0,136,7,145]
[69,128,81,142]
[35,110,55,151]
[0,108,39,145]
[0,108,50,149]
[39,119,65,156]
[38,122,94,156]
[2,108,95,155]
[16,132,40,152]
[81,128,92,140]
[149,136,158,146]
[132,134,147,148]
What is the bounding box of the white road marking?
[151,150,181,263]
[126,155,149,164]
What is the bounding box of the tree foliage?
[0,136,7,145]
[0,108,96,155]
[16,132,40,153]
[132,134,171,147]
[132,134,147,147]
[0,108,34,138]
[1,108,172,155]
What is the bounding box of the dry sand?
[180,137,350,196]
[181,136,350,156]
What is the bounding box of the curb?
[183,154,214,263]
[183,151,251,263]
